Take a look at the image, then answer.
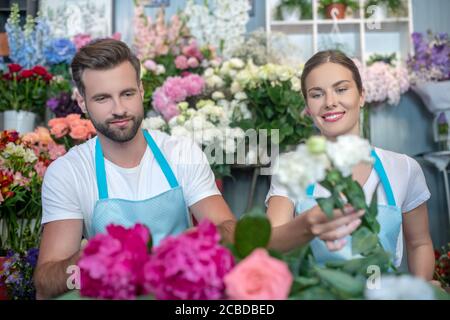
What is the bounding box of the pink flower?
[78,224,152,300]
[144,59,157,72]
[224,248,293,300]
[175,55,189,70]
[34,161,47,178]
[48,143,66,160]
[187,57,200,69]
[69,125,89,141]
[143,220,235,300]
[72,34,92,50]
[49,122,69,139]
[182,41,203,60]
[184,74,205,96]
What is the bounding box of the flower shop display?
[185,0,250,59]
[407,31,450,149]
[407,31,450,85]
[47,114,96,151]
[58,212,448,300]
[5,3,52,69]
[0,248,39,300]
[133,2,220,114]
[318,0,359,20]
[217,60,313,150]
[0,63,53,133]
[0,129,65,253]
[434,243,450,290]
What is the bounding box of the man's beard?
[90,112,144,143]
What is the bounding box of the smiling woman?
[266,50,436,284]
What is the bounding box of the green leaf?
[351,227,379,255]
[317,197,335,220]
[290,276,320,293]
[289,285,337,300]
[314,267,365,298]
[345,180,366,211]
[234,213,272,258]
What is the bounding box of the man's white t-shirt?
[41,129,220,237]
[266,147,431,266]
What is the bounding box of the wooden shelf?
[266,0,413,65]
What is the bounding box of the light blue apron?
[295,150,402,266]
[89,129,192,246]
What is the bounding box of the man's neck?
[97,130,147,168]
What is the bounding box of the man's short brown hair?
[71,38,141,97]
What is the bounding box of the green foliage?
[274,0,313,21]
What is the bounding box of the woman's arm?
[267,196,363,252]
[403,202,435,280]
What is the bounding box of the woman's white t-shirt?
[266,147,431,266]
[41,129,220,236]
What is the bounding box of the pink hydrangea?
[175,55,189,70]
[152,75,205,121]
[187,57,200,68]
[78,224,152,300]
[143,220,235,300]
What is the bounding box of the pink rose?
[224,248,293,300]
[34,161,47,178]
[184,74,204,96]
[175,55,189,70]
[143,220,235,300]
[79,224,151,300]
[187,57,199,69]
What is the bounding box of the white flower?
[290,77,301,92]
[365,275,435,300]
[229,58,245,69]
[155,65,166,75]
[274,144,331,201]
[326,135,373,177]
[141,116,167,131]
[24,148,38,163]
[230,81,242,94]
[234,91,247,101]
[212,91,225,100]
[171,125,192,139]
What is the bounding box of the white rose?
[326,135,373,177]
[212,91,225,100]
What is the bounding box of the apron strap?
[143,129,179,189]
[371,149,396,206]
[306,149,396,207]
[95,138,109,200]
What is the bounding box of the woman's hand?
[306,205,364,251]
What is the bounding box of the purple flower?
[46,97,59,112]
[438,112,447,125]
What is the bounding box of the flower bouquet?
[47,114,96,151]
[0,129,65,252]
[0,248,39,300]
[133,1,220,114]
[0,63,52,119]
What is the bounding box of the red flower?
[448,252,450,259]
[2,73,12,81]
[32,65,49,77]
[435,250,441,260]
[19,69,35,79]
[8,63,22,73]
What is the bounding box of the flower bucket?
[325,3,347,19]
[3,110,37,134]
